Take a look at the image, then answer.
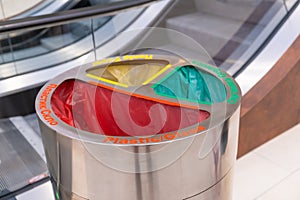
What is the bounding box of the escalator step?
[0,118,47,198]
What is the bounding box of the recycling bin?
[36,54,241,200]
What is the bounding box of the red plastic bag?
[51,79,209,136]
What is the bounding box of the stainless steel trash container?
[36,54,241,200]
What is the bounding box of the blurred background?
[0,0,299,199]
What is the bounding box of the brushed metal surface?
[38,107,239,200]
[36,55,241,200]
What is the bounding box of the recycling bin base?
[36,55,241,200]
[187,169,234,200]
[52,169,234,200]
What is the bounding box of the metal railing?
[0,0,159,34]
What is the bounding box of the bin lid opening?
[152,65,227,104]
[50,79,210,137]
[86,60,169,87]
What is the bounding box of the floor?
[14,123,300,200]
[233,123,300,200]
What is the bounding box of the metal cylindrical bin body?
[36,55,241,200]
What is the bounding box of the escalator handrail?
[0,0,160,34]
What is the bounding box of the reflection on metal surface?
[36,55,241,200]
[184,169,234,200]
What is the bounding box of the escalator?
[0,0,299,199]
[0,0,104,66]
[0,1,171,198]
[164,0,284,73]
[0,115,47,198]
[0,0,170,90]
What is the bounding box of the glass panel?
[0,34,17,78]
[0,15,113,79]
[90,0,134,5]
[13,18,94,76]
[0,2,148,80]
[93,7,145,59]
